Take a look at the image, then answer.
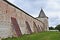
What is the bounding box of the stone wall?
[37,18,49,31]
[0,0,45,38]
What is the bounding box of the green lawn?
[2,31,60,40]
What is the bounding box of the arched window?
[11,17,22,36]
[25,21,32,34]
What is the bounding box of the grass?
[2,31,60,40]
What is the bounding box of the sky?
[7,0,60,27]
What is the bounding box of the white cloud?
[7,0,15,3]
[46,0,60,9]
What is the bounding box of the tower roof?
[38,9,48,18]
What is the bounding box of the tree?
[49,26,54,30]
[55,24,60,31]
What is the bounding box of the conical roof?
[38,9,48,18]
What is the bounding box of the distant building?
[0,0,49,38]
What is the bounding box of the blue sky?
[7,0,60,27]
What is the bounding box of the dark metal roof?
[38,8,48,18]
[3,0,45,25]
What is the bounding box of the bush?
[49,27,55,30]
[55,24,60,31]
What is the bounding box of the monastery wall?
[0,0,45,38]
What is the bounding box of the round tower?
[37,9,49,31]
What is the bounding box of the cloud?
[7,0,47,17]
[49,17,60,27]
[7,0,15,3]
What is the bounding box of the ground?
[2,31,60,40]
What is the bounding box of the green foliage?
[2,32,60,40]
[55,24,60,31]
[49,27,55,30]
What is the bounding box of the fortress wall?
[37,18,49,31]
[33,19,44,31]
[0,1,13,38]
[0,0,45,38]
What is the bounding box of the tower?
[37,9,49,31]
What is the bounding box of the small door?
[25,21,32,34]
[11,17,22,36]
